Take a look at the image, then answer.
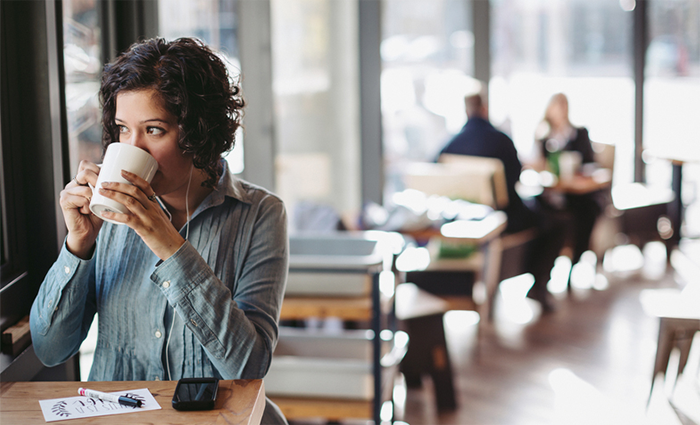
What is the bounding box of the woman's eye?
[147,127,164,136]
[117,125,128,133]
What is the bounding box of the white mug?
[89,143,158,224]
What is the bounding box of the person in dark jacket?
[438,91,565,312]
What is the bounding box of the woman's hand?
[97,170,185,260]
[61,161,103,259]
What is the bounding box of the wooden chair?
[593,142,676,258]
[437,154,539,280]
[640,282,700,404]
[402,155,537,320]
[403,155,508,209]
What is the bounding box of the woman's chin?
[150,182,163,196]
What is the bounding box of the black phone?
[172,377,219,411]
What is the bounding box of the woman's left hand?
[98,170,185,260]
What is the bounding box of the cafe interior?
[1,0,699,424]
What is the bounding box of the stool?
[395,283,457,412]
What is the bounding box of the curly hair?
[100,37,245,188]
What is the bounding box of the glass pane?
[491,0,633,182]
[381,0,474,198]
[158,0,244,174]
[63,0,103,173]
[271,0,361,227]
[645,0,700,237]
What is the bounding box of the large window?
[62,0,244,175]
[381,0,474,198]
[271,0,361,225]
[491,0,634,182]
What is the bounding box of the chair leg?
[648,318,677,406]
[400,313,457,412]
[672,328,700,392]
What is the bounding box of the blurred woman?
[537,92,602,267]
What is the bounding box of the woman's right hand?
[60,160,103,259]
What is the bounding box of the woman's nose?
[125,133,149,153]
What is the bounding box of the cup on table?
[89,143,158,224]
[558,151,582,182]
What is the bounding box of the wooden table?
[401,210,507,246]
[399,211,508,319]
[0,379,265,425]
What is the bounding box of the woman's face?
[546,97,569,129]
[114,89,192,197]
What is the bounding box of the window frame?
[0,2,27,308]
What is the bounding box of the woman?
[30,38,289,423]
[538,92,601,266]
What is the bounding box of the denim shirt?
[30,162,289,422]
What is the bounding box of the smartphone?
[172,377,219,411]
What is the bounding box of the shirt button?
[155,330,162,338]
[190,319,197,327]
[163,281,170,289]
[64,266,70,274]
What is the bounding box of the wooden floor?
[401,248,700,425]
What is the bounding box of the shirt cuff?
[150,241,209,303]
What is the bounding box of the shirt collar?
[191,160,252,218]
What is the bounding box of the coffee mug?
[89,143,158,224]
[558,151,582,182]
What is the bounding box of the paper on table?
[39,388,161,422]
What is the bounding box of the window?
[63,0,103,172]
[381,0,474,198]
[271,0,361,224]
[644,0,700,236]
[0,5,27,288]
[491,0,633,182]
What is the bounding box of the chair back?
[592,142,615,171]
[402,154,509,209]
